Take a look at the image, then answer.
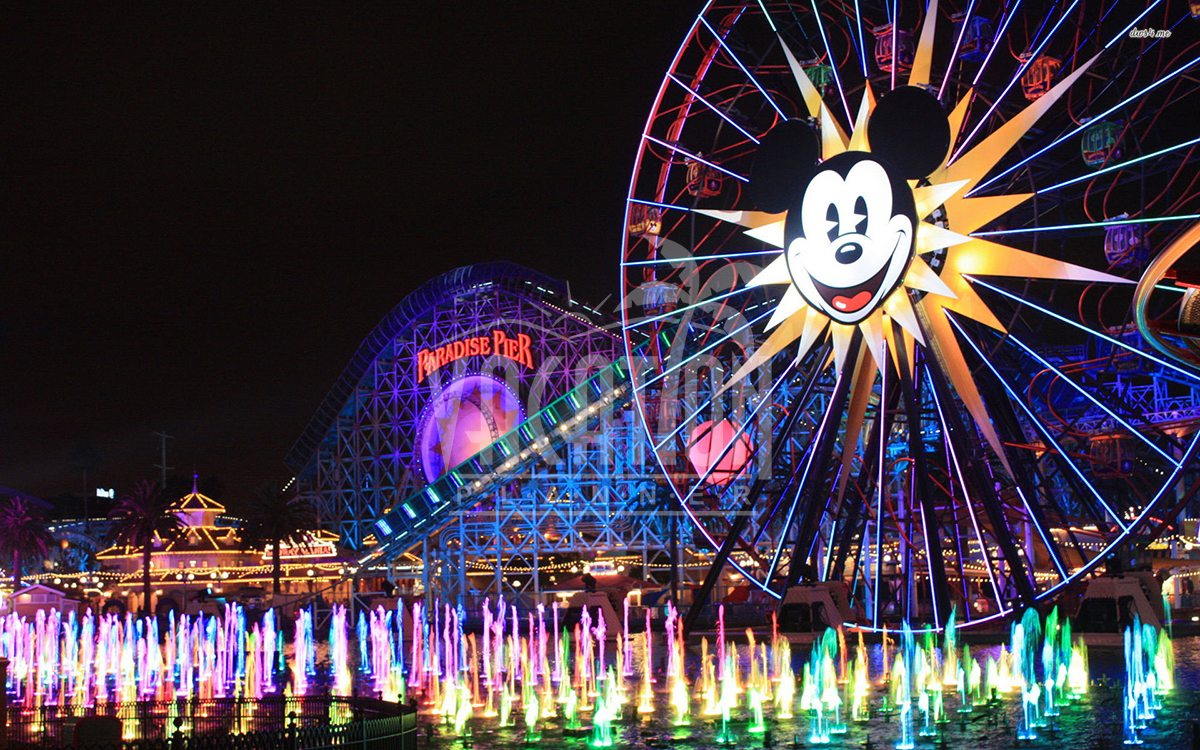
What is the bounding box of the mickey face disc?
[783,152,916,324]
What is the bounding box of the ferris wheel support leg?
[784,335,862,591]
[894,340,953,626]
[680,363,825,640]
[924,350,1038,610]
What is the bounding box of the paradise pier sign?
[417,330,534,383]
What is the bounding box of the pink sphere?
[687,419,752,485]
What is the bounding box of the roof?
[11,583,69,598]
[169,490,225,514]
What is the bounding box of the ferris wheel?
[619,0,1200,630]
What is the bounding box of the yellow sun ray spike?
[765,286,809,330]
[745,221,786,248]
[694,209,785,229]
[858,310,887,369]
[939,91,973,172]
[904,255,957,298]
[821,103,849,160]
[918,304,1014,476]
[831,322,858,371]
[913,180,968,219]
[719,308,809,394]
[926,273,1006,331]
[949,238,1134,284]
[916,221,973,254]
[797,310,831,362]
[746,254,792,287]
[780,37,849,143]
[884,290,925,346]
[908,0,940,89]
[946,194,1033,236]
[847,84,875,152]
[835,348,879,504]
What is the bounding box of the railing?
[4,694,415,750]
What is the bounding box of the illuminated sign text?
[417,330,534,383]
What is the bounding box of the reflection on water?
[416,635,1200,750]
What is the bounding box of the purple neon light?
[954,0,1079,161]
[667,73,761,145]
[946,312,1129,532]
[642,133,748,183]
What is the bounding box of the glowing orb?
[419,375,523,483]
[687,420,752,485]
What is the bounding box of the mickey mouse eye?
[853,196,868,235]
[825,203,839,242]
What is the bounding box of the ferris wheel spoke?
[672,357,800,508]
[948,313,1132,534]
[967,274,1200,386]
[626,286,753,330]
[937,0,978,100]
[666,73,763,145]
[698,16,789,121]
[989,328,1179,465]
[971,55,1200,195]
[967,0,1025,89]
[955,0,1081,159]
[922,348,1039,606]
[639,306,776,398]
[805,0,852,119]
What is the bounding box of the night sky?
[2,3,693,508]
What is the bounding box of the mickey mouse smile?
[809,257,895,314]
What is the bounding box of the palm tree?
[109,481,184,616]
[241,482,319,598]
[0,497,53,589]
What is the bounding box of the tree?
[109,481,184,616]
[241,482,319,598]
[0,497,53,589]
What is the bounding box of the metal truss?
[287,263,691,603]
[422,408,698,604]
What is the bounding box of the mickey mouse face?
[785,153,914,324]
[749,86,951,325]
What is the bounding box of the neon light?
[643,133,748,182]
[624,248,780,267]
[972,56,1200,194]
[627,285,751,328]
[970,0,1024,87]
[628,197,691,212]
[809,0,851,121]
[699,16,788,120]
[956,0,1077,158]
[1106,0,1166,49]
[1038,136,1200,192]
[667,73,761,144]
[416,330,534,383]
[965,274,1200,383]
[985,327,1176,464]
[938,0,978,99]
[755,0,777,34]
[972,213,1200,236]
[948,313,1130,532]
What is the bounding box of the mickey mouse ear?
[867,86,951,179]
[749,119,820,213]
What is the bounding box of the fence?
[3,695,415,750]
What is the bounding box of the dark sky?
[1,3,693,507]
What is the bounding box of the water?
[417,636,1200,750]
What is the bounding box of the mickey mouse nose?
[835,241,863,264]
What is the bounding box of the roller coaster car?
[776,582,855,642]
[1068,573,1163,648]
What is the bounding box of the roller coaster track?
[356,358,633,568]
